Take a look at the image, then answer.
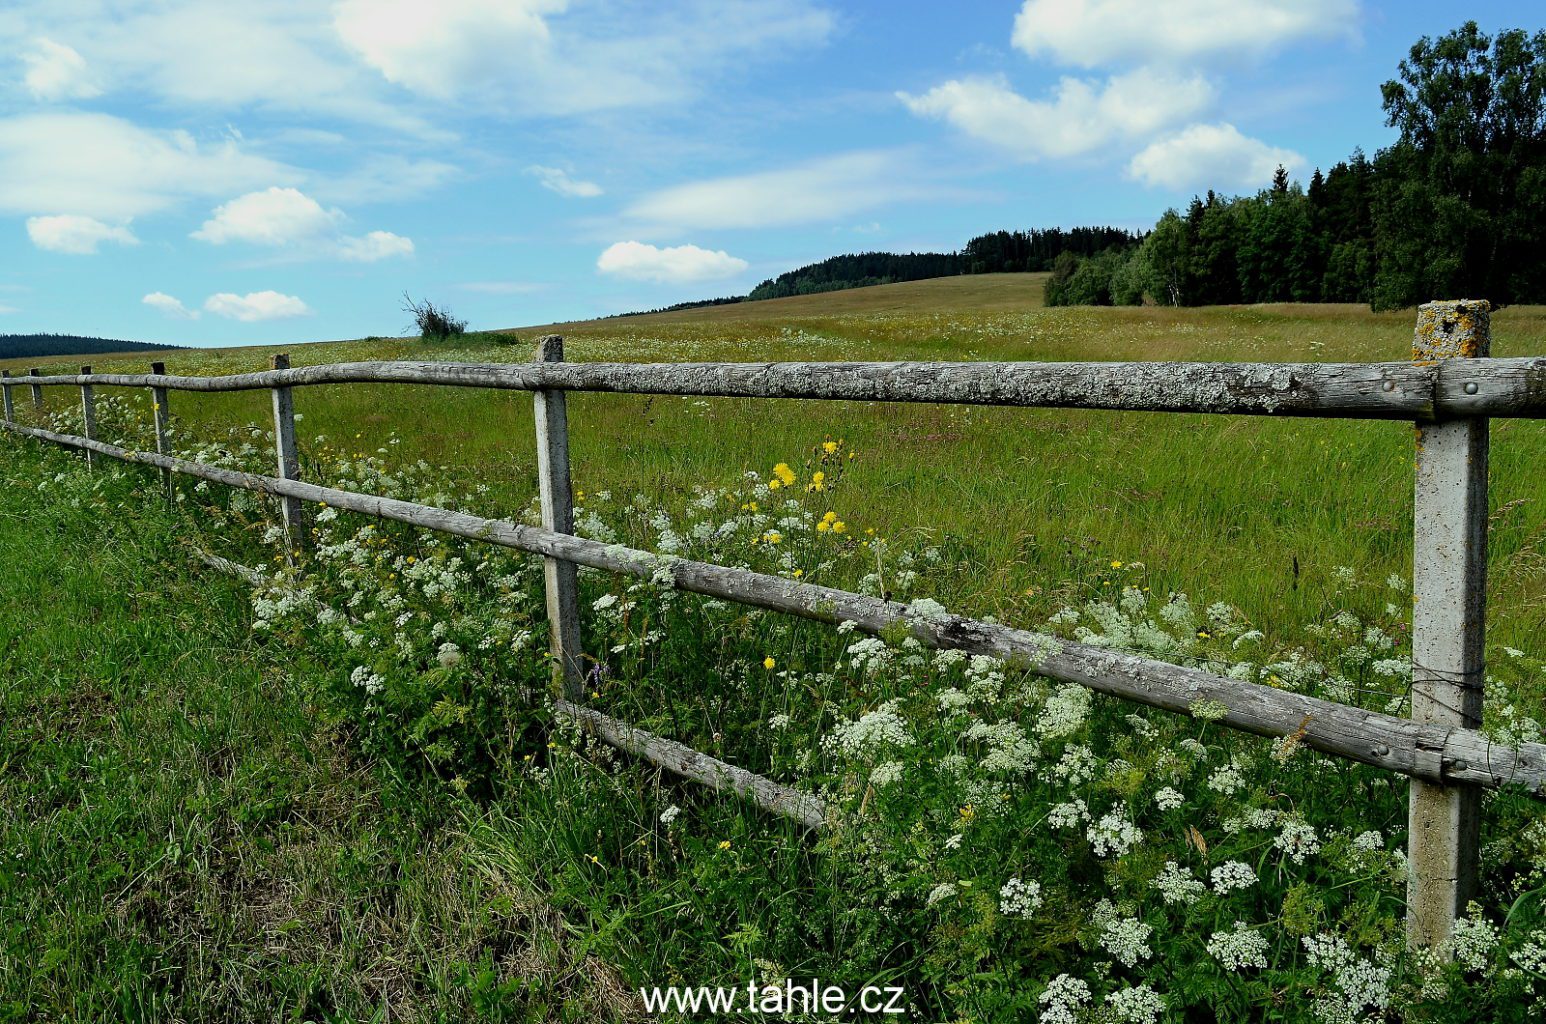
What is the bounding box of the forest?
[1048,22,1546,310]
[0,334,184,361]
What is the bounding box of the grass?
[5,275,1544,648]
[0,445,647,1021]
[4,277,1546,1021]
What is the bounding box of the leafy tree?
[1372,22,1546,308]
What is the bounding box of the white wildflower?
[1151,862,1205,906]
[999,877,1043,918]
[1155,787,1184,811]
[1100,916,1153,968]
[1210,860,1258,894]
[1087,806,1143,858]
[1207,922,1268,971]
[1037,974,1091,1024]
[1105,984,1166,1024]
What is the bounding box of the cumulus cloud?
[142,292,200,319]
[26,214,138,254]
[332,0,834,114]
[898,69,1212,161]
[336,230,415,261]
[623,151,947,232]
[527,165,602,198]
[333,0,559,100]
[596,241,748,284]
[1011,0,1358,68]
[1127,122,1302,190]
[191,187,413,261]
[21,38,102,101]
[0,113,292,221]
[192,186,343,245]
[203,290,313,322]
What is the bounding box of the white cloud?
[899,69,1212,161]
[527,165,602,198]
[203,290,312,322]
[0,113,292,220]
[190,187,413,261]
[332,0,834,114]
[192,186,343,246]
[333,0,560,100]
[0,303,17,315]
[21,38,102,101]
[336,230,415,261]
[1011,0,1358,68]
[597,241,748,284]
[142,292,200,319]
[26,214,138,254]
[1127,122,1302,190]
[623,151,946,232]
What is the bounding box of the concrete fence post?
[150,361,173,503]
[79,365,97,471]
[269,353,306,561]
[533,335,585,701]
[1407,298,1490,949]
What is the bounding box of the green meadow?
[4,276,1546,1021]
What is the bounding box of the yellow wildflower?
[763,656,776,670]
[822,440,838,454]
[832,521,846,534]
[817,520,830,532]
[718,840,732,851]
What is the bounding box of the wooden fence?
[4,298,1545,950]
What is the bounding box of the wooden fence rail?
[6,355,1546,419]
[1,298,1541,950]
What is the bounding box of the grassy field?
[6,275,1545,648]
[5,278,1546,1021]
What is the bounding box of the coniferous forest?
[1049,22,1546,310]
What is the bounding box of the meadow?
[3,274,1546,1021]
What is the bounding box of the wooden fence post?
[150,361,173,502]
[269,353,306,561]
[1407,298,1490,949]
[1,370,13,423]
[28,368,43,414]
[533,335,585,701]
[79,365,97,471]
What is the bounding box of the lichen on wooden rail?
[8,417,1546,798]
[13,356,1546,418]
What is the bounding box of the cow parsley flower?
[1087,806,1143,858]
[1100,916,1153,967]
[999,877,1043,918]
[1210,860,1258,894]
[1275,818,1321,864]
[1151,862,1205,906]
[1037,975,1091,1024]
[1105,984,1166,1024]
[1443,904,1500,973]
[1048,800,1089,831]
[1154,787,1184,810]
[1207,922,1268,971]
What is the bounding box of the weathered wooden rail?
[1,299,1540,950]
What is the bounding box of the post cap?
[535,335,564,362]
[1414,300,1491,362]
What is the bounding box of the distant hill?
[0,334,185,361]
[609,226,1142,317]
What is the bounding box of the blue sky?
[0,0,1538,347]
